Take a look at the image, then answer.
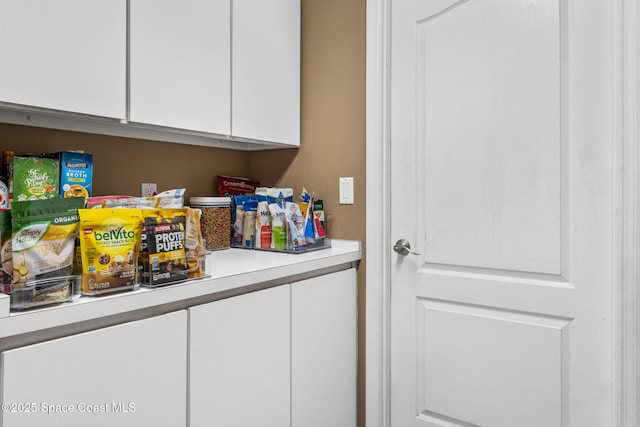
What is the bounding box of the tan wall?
[0,0,367,424]
[0,124,250,199]
[250,1,366,425]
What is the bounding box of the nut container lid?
[189,197,231,207]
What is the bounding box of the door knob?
[393,239,421,256]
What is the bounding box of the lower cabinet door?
[0,310,188,427]
[291,268,358,427]
[189,285,291,427]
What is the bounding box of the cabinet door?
[232,0,300,146]
[0,311,187,427]
[129,0,231,135]
[291,268,357,427]
[0,0,126,119]
[189,285,290,427]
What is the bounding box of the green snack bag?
[14,156,60,202]
[268,203,288,251]
[12,197,84,284]
[272,222,287,251]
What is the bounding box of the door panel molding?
[614,0,639,425]
[418,262,572,289]
[416,298,569,427]
[415,0,564,276]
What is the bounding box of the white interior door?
[390,1,615,426]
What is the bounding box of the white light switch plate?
[339,177,354,204]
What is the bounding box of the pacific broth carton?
[58,151,93,199]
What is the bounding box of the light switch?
[339,177,354,204]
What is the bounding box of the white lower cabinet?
[189,268,357,427]
[189,284,291,427]
[0,267,357,427]
[291,268,357,427]
[0,311,188,427]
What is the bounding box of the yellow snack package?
[78,208,144,295]
[185,207,205,279]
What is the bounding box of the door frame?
[364,0,639,426]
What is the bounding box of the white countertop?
[0,239,361,340]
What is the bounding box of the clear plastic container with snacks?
[141,251,210,288]
[255,223,332,254]
[253,192,331,254]
[189,197,231,251]
[8,275,79,310]
[81,266,140,296]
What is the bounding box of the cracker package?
[102,189,186,209]
[143,209,188,286]
[78,208,143,295]
[217,175,260,196]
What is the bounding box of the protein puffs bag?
[78,208,144,295]
[142,208,188,287]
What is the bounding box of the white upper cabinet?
[129,0,231,135]
[0,0,300,149]
[232,0,301,146]
[0,0,126,119]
